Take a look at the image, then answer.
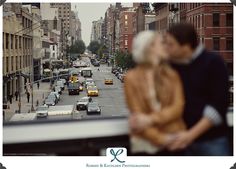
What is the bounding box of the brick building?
[179,3,233,74]
[119,9,135,53]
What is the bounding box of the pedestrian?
[18,101,21,113]
[165,23,230,156]
[36,100,39,107]
[9,94,13,104]
[3,111,5,122]
[124,31,185,155]
[27,92,30,103]
[15,91,19,101]
[37,81,40,89]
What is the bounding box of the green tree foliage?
[115,51,135,69]
[69,40,86,54]
[98,45,108,59]
[87,41,101,54]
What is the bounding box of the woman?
[124,31,186,154]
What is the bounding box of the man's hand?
[129,114,153,133]
[167,131,194,151]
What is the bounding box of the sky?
[72,3,132,46]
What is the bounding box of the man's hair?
[167,22,198,49]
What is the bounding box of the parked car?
[36,105,48,118]
[50,91,60,101]
[59,78,67,85]
[76,96,92,111]
[120,74,126,83]
[56,80,65,90]
[115,72,120,77]
[47,93,59,104]
[111,67,118,74]
[54,86,62,94]
[86,102,101,115]
[44,97,56,107]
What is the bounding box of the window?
[213,37,220,50]
[19,36,22,48]
[3,33,4,50]
[15,35,18,49]
[20,56,22,69]
[11,56,14,71]
[23,37,25,48]
[6,57,9,72]
[25,38,27,49]
[16,56,18,70]
[11,34,14,49]
[226,13,233,27]
[202,14,204,27]
[213,13,220,27]
[198,15,200,28]
[125,15,128,20]
[125,27,128,32]
[125,21,128,26]
[226,37,233,50]
[125,40,128,46]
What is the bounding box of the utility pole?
[31,15,35,112]
[18,71,21,113]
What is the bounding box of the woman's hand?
[129,114,153,133]
[167,131,194,151]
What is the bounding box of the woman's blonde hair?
[132,30,157,64]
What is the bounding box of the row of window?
[5,55,32,73]
[22,16,33,29]
[188,13,233,28]
[189,3,202,10]
[3,33,32,50]
[58,10,70,14]
[212,13,233,27]
[59,14,70,18]
[212,37,233,51]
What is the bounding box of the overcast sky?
[72,3,132,46]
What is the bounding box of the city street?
[55,59,129,120]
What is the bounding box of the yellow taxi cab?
[87,87,99,96]
[104,78,113,85]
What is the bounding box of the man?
[27,92,30,103]
[37,81,40,89]
[8,94,13,104]
[165,23,230,156]
[15,91,19,101]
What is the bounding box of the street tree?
[87,41,101,54]
[69,40,86,54]
[115,51,135,69]
[98,45,108,59]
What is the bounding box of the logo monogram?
[0,163,6,169]
[0,0,7,7]
[110,149,125,163]
[230,163,236,169]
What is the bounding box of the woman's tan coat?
[124,63,186,146]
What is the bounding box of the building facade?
[3,4,33,100]
[50,3,71,60]
[179,3,233,75]
[119,9,135,53]
[90,17,104,43]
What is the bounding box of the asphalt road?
[52,57,129,120]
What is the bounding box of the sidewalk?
[4,82,51,121]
